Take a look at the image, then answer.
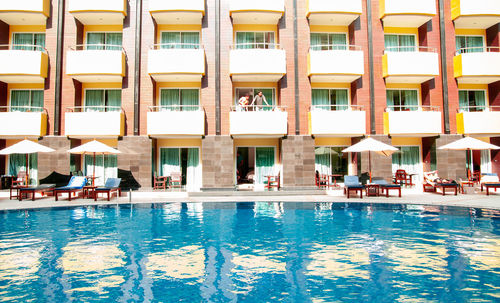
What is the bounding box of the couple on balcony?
[237,91,270,111]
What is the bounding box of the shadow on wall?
[39,172,72,187]
[118,169,141,191]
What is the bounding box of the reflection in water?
[0,203,498,302]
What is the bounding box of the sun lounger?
[480,173,500,196]
[19,184,56,201]
[94,178,122,201]
[372,178,401,197]
[53,176,87,201]
[423,171,458,196]
[344,175,364,198]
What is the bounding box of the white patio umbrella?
[342,137,399,182]
[68,140,121,186]
[438,136,500,173]
[0,139,55,185]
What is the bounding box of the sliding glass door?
[392,146,421,181]
[159,147,201,191]
[84,155,117,186]
[255,147,275,185]
[9,154,37,185]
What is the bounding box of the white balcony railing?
[0,45,48,83]
[147,106,205,138]
[454,47,500,84]
[307,0,362,26]
[457,106,500,135]
[452,0,500,29]
[230,106,288,138]
[383,47,439,83]
[0,0,49,25]
[68,0,126,25]
[65,107,125,138]
[381,0,436,27]
[384,106,442,136]
[149,0,205,24]
[148,44,205,82]
[0,106,47,138]
[230,0,284,24]
[66,45,126,83]
[309,106,366,137]
[308,45,364,83]
[230,44,286,82]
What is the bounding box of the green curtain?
[10,154,38,185]
[161,32,181,49]
[399,35,416,52]
[402,90,418,111]
[458,91,468,111]
[104,155,117,184]
[459,90,486,112]
[315,147,331,175]
[160,148,181,176]
[310,33,322,51]
[181,32,200,49]
[456,36,467,53]
[12,33,33,50]
[181,89,199,111]
[331,89,348,110]
[253,88,274,110]
[469,36,484,53]
[87,33,105,50]
[384,34,398,52]
[255,147,275,185]
[331,147,347,178]
[392,146,420,181]
[85,154,104,186]
[10,90,30,112]
[106,33,122,50]
[85,90,104,112]
[312,89,330,111]
[34,34,45,49]
[30,90,44,111]
[186,148,201,191]
[160,89,180,111]
[106,90,122,112]
[331,33,347,50]
[236,32,254,49]
[386,90,396,110]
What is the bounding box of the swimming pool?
[0,203,499,302]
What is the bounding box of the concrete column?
[38,136,71,179]
[117,136,152,190]
[202,136,234,189]
[281,135,315,189]
[436,135,467,180]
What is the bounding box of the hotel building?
[0,0,498,190]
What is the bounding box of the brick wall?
[281,136,315,188]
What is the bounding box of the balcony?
[0,0,49,25]
[307,0,362,26]
[147,106,205,138]
[65,107,125,139]
[308,46,364,83]
[0,107,47,139]
[0,45,48,83]
[457,107,500,136]
[384,106,442,137]
[230,0,284,24]
[229,44,286,82]
[453,48,500,84]
[149,0,204,25]
[382,47,439,83]
[380,0,436,27]
[148,45,205,82]
[68,0,127,25]
[66,45,126,83]
[309,106,366,137]
[229,106,288,138]
[451,0,500,29]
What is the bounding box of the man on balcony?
[251,91,269,111]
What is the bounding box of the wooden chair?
[169,172,182,190]
[468,169,481,185]
[394,169,412,186]
[153,174,167,190]
[10,171,27,200]
[265,172,280,191]
[315,171,328,189]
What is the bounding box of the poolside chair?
[480,173,500,196]
[53,176,87,201]
[264,172,280,191]
[170,172,182,190]
[344,175,364,198]
[94,178,121,201]
[153,174,167,190]
[393,169,413,187]
[315,171,328,189]
[423,171,458,196]
[9,171,28,200]
[372,177,402,198]
[19,184,56,201]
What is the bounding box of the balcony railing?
[66,106,123,112]
[310,45,361,51]
[385,105,441,112]
[457,105,500,113]
[453,47,500,84]
[0,106,47,138]
[309,105,366,137]
[148,44,205,82]
[151,43,202,50]
[455,46,500,55]
[383,47,439,83]
[148,105,203,112]
[230,105,287,112]
[65,106,125,138]
[456,106,500,135]
[384,106,442,136]
[147,105,205,138]
[230,105,288,137]
[70,44,124,51]
[384,46,437,53]
[1,44,47,52]
[231,42,280,50]
[0,106,47,113]
[229,44,286,82]
[0,44,48,83]
[311,105,364,111]
[66,45,126,83]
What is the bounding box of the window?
[10,90,44,112]
[86,32,122,50]
[160,89,199,111]
[456,36,484,53]
[384,34,416,52]
[392,146,421,181]
[235,32,275,49]
[386,90,418,111]
[312,89,349,111]
[235,88,275,110]
[310,33,347,50]
[84,89,122,112]
[9,154,38,185]
[12,33,45,51]
[315,147,348,182]
[161,32,200,49]
[459,90,486,112]
[159,147,201,191]
[84,155,117,186]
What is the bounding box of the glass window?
[12,33,45,51]
[384,34,416,52]
[161,32,200,49]
[459,90,486,112]
[84,89,122,112]
[86,33,122,50]
[310,33,347,50]
[235,32,275,49]
[456,36,484,53]
[392,146,421,181]
[10,90,44,112]
[311,89,349,111]
[386,90,418,111]
[235,88,275,108]
[314,147,348,182]
[160,89,199,111]
[85,154,117,186]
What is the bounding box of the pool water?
[0,203,499,302]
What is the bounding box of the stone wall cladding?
[202,136,234,189]
[117,136,152,189]
[436,135,467,181]
[38,136,71,179]
[282,136,315,188]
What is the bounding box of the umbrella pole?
[92,152,96,187]
[25,153,29,186]
[369,151,372,183]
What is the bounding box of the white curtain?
[255,147,275,185]
[481,150,492,174]
[160,148,181,176]
[186,148,202,192]
[85,155,104,186]
[392,146,421,182]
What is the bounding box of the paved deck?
[0,187,499,211]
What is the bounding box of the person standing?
[237,94,250,111]
[250,91,270,110]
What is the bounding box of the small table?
[328,174,343,188]
[83,186,97,199]
[365,184,380,197]
[460,180,475,194]
[264,175,279,190]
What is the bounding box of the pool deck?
[0,187,499,211]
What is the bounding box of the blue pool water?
[0,203,499,302]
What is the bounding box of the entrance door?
[255,147,275,185]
